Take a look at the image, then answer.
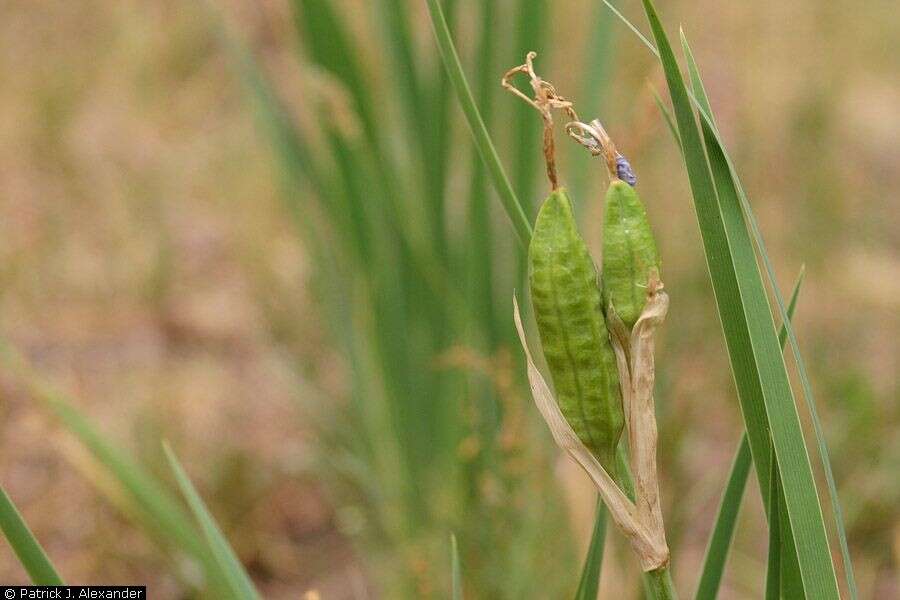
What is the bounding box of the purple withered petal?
[616,153,637,187]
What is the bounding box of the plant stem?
[614,447,676,599]
[424,0,532,248]
[646,566,678,600]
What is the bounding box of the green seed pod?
[602,180,661,329]
[529,188,624,475]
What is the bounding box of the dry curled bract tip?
[501,52,578,190]
[500,52,575,119]
[566,118,621,180]
[566,119,613,156]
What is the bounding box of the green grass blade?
[678,29,811,597]
[631,0,772,499]
[780,268,805,347]
[376,0,448,258]
[579,4,615,122]
[0,485,64,585]
[288,0,445,287]
[678,31,857,598]
[694,269,804,600]
[424,0,532,248]
[570,3,616,204]
[427,0,458,260]
[677,35,719,134]
[766,455,782,600]
[574,499,607,600]
[633,17,855,594]
[779,500,805,599]
[510,0,547,215]
[292,0,451,290]
[163,442,260,600]
[750,215,857,593]
[599,0,656,57]
[466,0,500,345]
[637,0,839,596]
[689,64,843,600]
[451,533,462,600]
[379,0,427,129]
[0,342,208,559]
[288,0,407,225]
[693,436,751,600]
[291,0,377,152]
[700,75,837,600]
[649,86,681,151]
[43,400,207,559]
[376,0,426,146]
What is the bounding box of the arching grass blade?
[0,485,64,585]
[0,342,230,591]
[693,436,751,600]
[510,0,547,216]
[765,457,782,600]
[679,31,857,599]
[574,500,607,600]
[694,269,804,600]
[163,442,260,600]
[636,0,840,596]
[424,0,533,247]
[602,7,855,592]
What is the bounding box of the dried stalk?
[609,274,669,558]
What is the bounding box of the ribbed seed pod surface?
[529,188,624,475]
[602,180,661,329]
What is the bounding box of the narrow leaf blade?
[0,485,64,585]
[766,456,783,599]
[510,0,548,215]
[163,442,260,600]
[693,436,751,600]
[681,31,856,598]
[694,270,804,599]
[450,533,463,600]
[0,341,234,592]
[424,0,532,247]
[638,0,840,596]
[574,500,607,600]
[649,86,681,151]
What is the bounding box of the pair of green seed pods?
[529,177,659,476]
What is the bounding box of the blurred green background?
[0,0,896,598]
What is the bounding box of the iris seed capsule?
[529,188,624,475]
[602,180,661,329]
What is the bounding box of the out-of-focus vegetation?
[0,0,896,598]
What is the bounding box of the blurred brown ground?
[0,0,897,598]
